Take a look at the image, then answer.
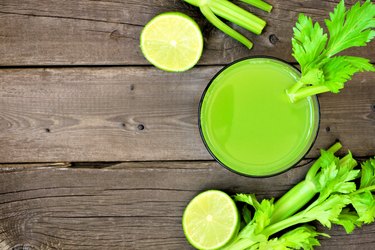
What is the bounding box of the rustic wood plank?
[0,0,374,66]
[0,161,375,249]
[0,67,373,162]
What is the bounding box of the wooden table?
[0,0,374,249]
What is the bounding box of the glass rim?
[198,55,321,178]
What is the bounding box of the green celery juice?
[199,58,319,176]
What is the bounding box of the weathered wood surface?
[0,67,373,162]
[0,0,374,66]
[0,161,375,250]
[0,0,374,249]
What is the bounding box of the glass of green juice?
[199,57,320,177]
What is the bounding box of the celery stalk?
[270,180,317,224]
[183,0,271,48]
[287,84,330,103]
[200,6,253,49]
[240,0,273,12]
[210,0,266,35]
[287,0,375,103]
[270,142,343,224]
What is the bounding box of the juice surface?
[200,58,319,176]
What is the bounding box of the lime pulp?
[140,12,204,72]
[182,190,240,250]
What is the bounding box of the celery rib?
[183,0,271,48]
[270,180,317,224]
[271,142,343,224]
[210,0,266,35]
[240,0,273,12]
[263,212,309,237]
[200,6,253,49]
[305,142,342,181]
[288,85,330,103]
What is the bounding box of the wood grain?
[0,0,374,66]
[0,161,374,249]
[0,67,373,163]
[0,1,374,249]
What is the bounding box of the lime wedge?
[182,190,240,250]
[140,12,204,72]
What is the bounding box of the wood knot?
[12,244,33,250]
[137,124,145,131]
[110,30,121,39]
[269,34,279,45]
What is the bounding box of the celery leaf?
[234,193,260,209]
[304,195,351,228]
[350,191,375,223]
[292,14,327,74]
[325,0,375,57]
[242,205,252,224]
[360,158,375,188]
[349,158,375,223]
[322,56,375,93]
[258,225,328,250]
[333,208,362,233]
[288,0,375,102]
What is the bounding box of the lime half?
[140,12,204,72]
[182,190,240,250]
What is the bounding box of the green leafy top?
[325,0,375,56]
[359,158,375,188]
[333,208,362,234]
[234,194,274,235]
[287,0,375,102]
[350,158,375,223]
[258,225,328,250]
[210,146,375,250]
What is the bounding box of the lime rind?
[182,190,240,250]
[140,12,204,72]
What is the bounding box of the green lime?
[182,190,240,250]
[140,12,203,72]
